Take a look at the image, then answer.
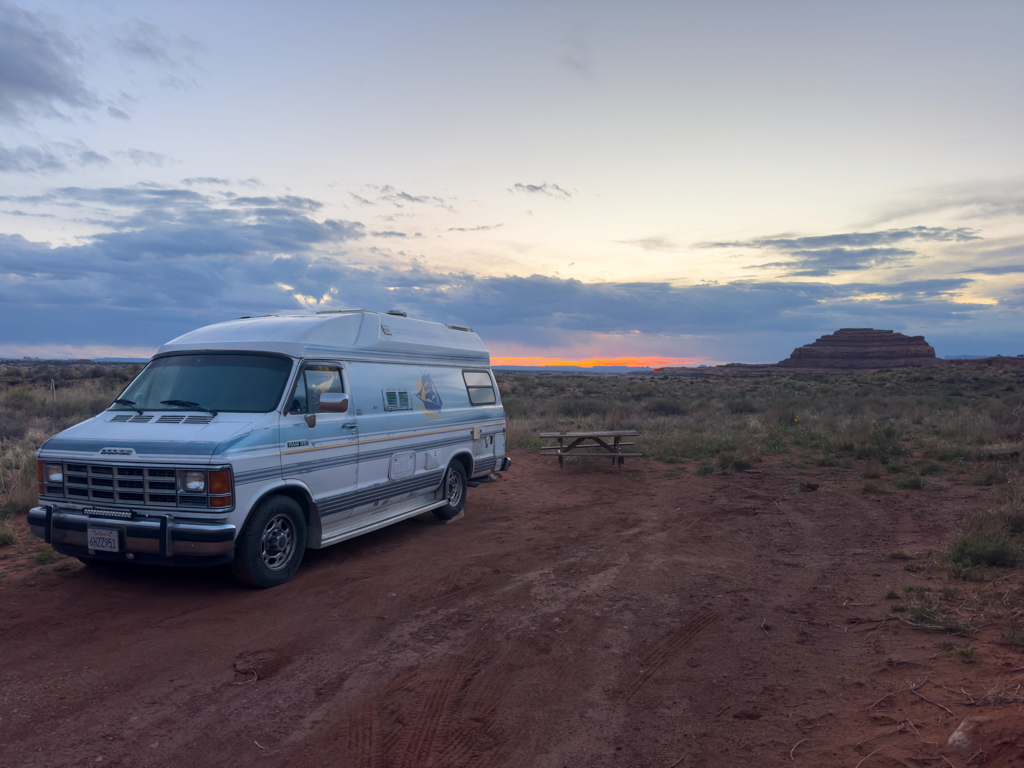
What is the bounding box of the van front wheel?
[232,495,306,588]
[433,461,467,520]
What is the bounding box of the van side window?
[289,366,343,414]
[462,369,496,405]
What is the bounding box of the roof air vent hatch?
[386,310,408,317]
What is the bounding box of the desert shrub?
[895,474,926,490]
[646,397,685,416]
[728,399,759,414]
[948,533,1021,568]
[505,417,543,450]
[862,480,892,494]
[862,458,884,478]
[0,501,19,546]
[32,544,62,565]
[868,421,905,461]
[605,405,645,431]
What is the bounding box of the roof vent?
[446,323,473,332]
[386,310,408,317]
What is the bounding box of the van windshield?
[111,354,294,413]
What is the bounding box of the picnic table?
[539,430,642,467]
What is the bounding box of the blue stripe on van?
[40,438,222,456]
[473,457,497,475]
[317,470,445,519]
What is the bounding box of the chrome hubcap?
[261,514,295,571]
[445,469,463,507]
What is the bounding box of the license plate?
[87,528,120,553]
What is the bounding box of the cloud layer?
[712,226,981,277]
[2,183,1015,361]
[0,0,98,125]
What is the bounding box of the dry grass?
[0,364,138,520]
[498,362,1024,466]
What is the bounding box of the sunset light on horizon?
[489,356,692,369]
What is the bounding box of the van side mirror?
[319,393,349,413]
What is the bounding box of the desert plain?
[2,356,1024,767]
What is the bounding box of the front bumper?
[498,456,512,472]
[28,505,236,566]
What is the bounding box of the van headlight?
[45,463,63,484]
[178,470,206,493]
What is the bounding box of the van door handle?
[341,422,357,429]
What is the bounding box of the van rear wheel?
[232,494,306,588]
[433,461,467,520]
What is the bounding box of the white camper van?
[28,310,510,587]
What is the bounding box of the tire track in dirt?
[345,701,381,768]
[390,641,493,768]
[625,610,722,699]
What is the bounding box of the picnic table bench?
[539,430,642,467]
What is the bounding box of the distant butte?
[777,328,940,370]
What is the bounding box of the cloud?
[711,226,982,276]
[867,180,1024,226]
[511,182,571,199]
[447,224,502,232]
[614,236,678,252]
[113,148,170,167]
[370,230,406,238]
[182,177,230,186]
[0,141,109,174]
[113,18,203,70]
[107,106,130,120]
[0,0,98,124]
[351,185,454,211]
[959,264,1024,276]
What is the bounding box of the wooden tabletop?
[538,430,640,438]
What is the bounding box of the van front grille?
[41,462,219,510]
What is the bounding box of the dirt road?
[2,451,1021,767]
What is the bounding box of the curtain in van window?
[462,370,496,405]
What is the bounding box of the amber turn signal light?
[209,470,231,495]
[209,495,232,508]
[37,461,43,494]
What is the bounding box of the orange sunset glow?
[489,356,690,368]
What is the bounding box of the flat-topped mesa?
[778,328,940,369]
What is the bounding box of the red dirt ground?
[2,450,1023,768]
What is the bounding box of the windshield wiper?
[160,399,219,417]
[113,398,143,416]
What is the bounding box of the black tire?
[231,495,307,588]
[433,461,467,520]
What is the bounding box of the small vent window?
[462,370,496,406]
[382,390,412,411]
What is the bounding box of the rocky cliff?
[778,328,939,369]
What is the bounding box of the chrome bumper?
[498,456,512,472]
[28,505,236,558]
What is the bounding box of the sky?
[1,1,1023,365]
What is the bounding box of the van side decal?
[415,373,443,418]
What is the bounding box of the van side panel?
[316,362,504,540]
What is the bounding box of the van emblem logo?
[416,374,443,413]
[287,439,311,449]
[99,447,134,456]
